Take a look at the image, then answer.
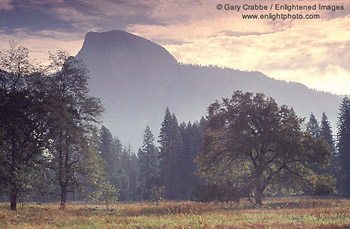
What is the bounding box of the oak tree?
[46,51,104,209]
[0,42,50,210]
[197,91,335,205]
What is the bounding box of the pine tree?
[308,113,320,138]
[100,126,116,163]
[178,122,204,199]
[158,108,183,199]
[138,126,159,200]
[99,126,124,175]
[337,97,350,196]
[119,147,131,200]
[118,145,139,200]
[178,122,189,199]
[129,151,139,200]
[320,113,337,176]
[98,126,124,197]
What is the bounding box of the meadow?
[1,197,350,228]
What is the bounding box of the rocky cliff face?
[78,30,178,81]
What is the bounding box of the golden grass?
[1,197,350,228]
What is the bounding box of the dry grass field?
[1,197,350,228]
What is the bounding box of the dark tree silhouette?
[337,97,350,197]
[197,91,335,205]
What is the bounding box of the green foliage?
[87,180,119,209]
[138,126,159,200]
[46,51,104,210]
[0,42,51,210]
[99,126,130,200]
[119,146,139,201]
[0,43,107,210]
[178,121,205,199]
[310,174,337,196]
[158,108,183,199]
[158,109,205,200]
[337,96,350,197]
[320,113,335,153]
[149,185,165,206]
[320,113,337,176]
[196,91,336,205]
[307,113,320,138]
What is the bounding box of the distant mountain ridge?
[77,30,342,147]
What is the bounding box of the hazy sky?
[0,0,349,94]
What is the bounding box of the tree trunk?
[255,188,264,205]
[60,185,67,210]
[10,184,18,211]
[254,167,264,205]
[10,136,17,211]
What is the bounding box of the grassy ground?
[1,197,350,228]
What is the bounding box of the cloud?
[268,68,350,95]
[21,0,159,32]
[163,16,350,94]
[0,29,83,64]
[77,0,156,18]
[0,0,13,10]
[128,13,275,43]
[128,0,349,43]
[51,6,102,31]
[149,0,213,24]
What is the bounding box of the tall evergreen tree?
[99,130,130,201]
[178,122,189,199]
[308,113,320,138]
[117,147,130,201]
[337,96,350,196]
[320,113,337,176]
[178,122,204,199]
[98,126,124,197]
[118,145,139,200]
[158,108,183,199]
[320,113,335,153]
[100,126,116,163]
[138,126,159,200]
[129,151,139,200]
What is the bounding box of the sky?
[0,0,349,95]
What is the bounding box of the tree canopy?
[0,42,51,210]
[138,126,159,200]
[337,96,350,197]
[158,108,183,199]
[46,51,104,210]
[196,91,336,204]
[0,43,106,210]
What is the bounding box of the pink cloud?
[0,0,13,10]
